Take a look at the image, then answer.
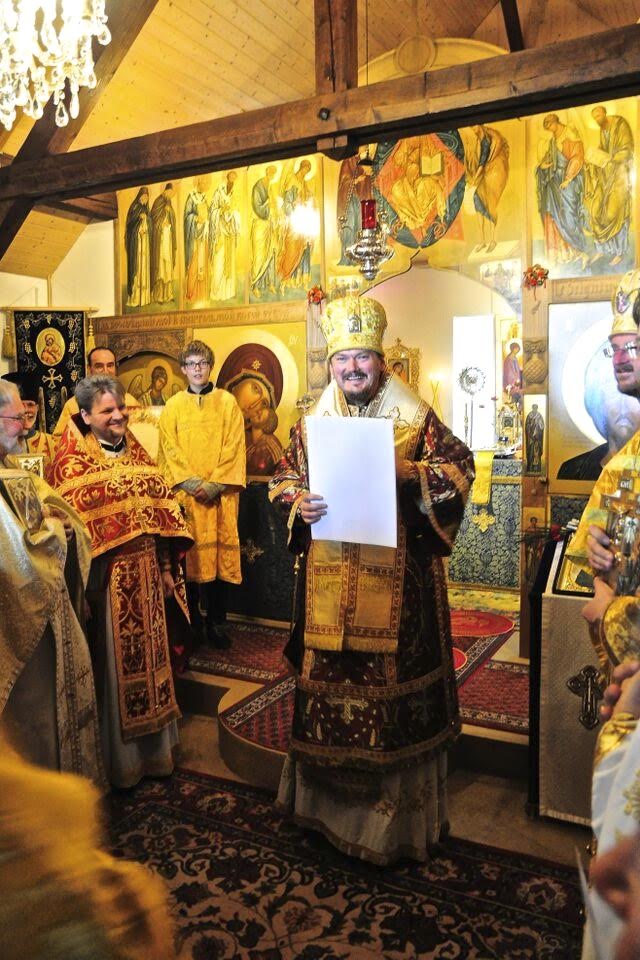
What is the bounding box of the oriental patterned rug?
[106,769,583,959]
[459,659,529,734]
[188,621,291,683]
[214,612,523,753]
[220,675,295,754]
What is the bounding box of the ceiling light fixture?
[0,0,112,131]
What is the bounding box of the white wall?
[372,265,515,428]
[0,221,115,377]
[452,313,496,448]
[50,220,115,316]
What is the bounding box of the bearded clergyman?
[268,295,474,865]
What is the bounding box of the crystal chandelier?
[0,1,112,131]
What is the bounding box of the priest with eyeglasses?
[0,377,103,784]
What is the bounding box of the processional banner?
[11,309,86,433]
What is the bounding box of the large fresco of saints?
[531,102,634,277]
[325,117,525,294]
[248,158,322,303]
[124,183,178,311]
[117,96,637,314]
[118,158,321,314]
[182,171,244,307]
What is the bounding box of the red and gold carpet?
[220,675,295,755]
[459,659,529,734]
[189,621,291,683]
[107,768,583,959]
[202,608,527,755]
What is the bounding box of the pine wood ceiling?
[1,0,639,278]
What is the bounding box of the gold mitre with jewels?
[611,269,640,336]
[321,295,387,358]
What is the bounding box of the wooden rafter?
[500,0,525,52]
[1,153,115,220]
[314,0,358,94]
[37,194,117,222]
[1,23,640,204]
[0,0,159,261]
[314,0,358,159]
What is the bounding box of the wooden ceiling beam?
[0,197,37,260]
[2,149,115,219]
[0,0,159,260]
[2,22,640,204]
[36,194,118,221]
[500,0,525,52]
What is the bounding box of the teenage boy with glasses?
[158,340,246,649]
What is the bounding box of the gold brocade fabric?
[567,431,640,563]
[25,431,56,464]
[470,450,494,505]
[0,467,102,783]
[565,432,640,666]
[0,468,86,710]
[47,425,189,748]
[108,537,180,741]
[601,597,640,665]
[594,713,636,769]
[302,375,426,654]
[158,389,246,584]
[48,421,192,559]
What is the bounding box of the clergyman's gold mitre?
[611,268,640,337]
[321,295,387,358]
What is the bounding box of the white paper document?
[306,416,397,548]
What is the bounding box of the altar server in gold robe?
[158,339,246,648]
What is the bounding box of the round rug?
[452,647,467,670]
[450,609,515,638]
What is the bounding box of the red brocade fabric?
[48,418,192,557]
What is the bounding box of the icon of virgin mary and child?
[217,344,285,477]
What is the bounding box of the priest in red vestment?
[48,375,193,788]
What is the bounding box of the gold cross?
[326,693,368,723]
